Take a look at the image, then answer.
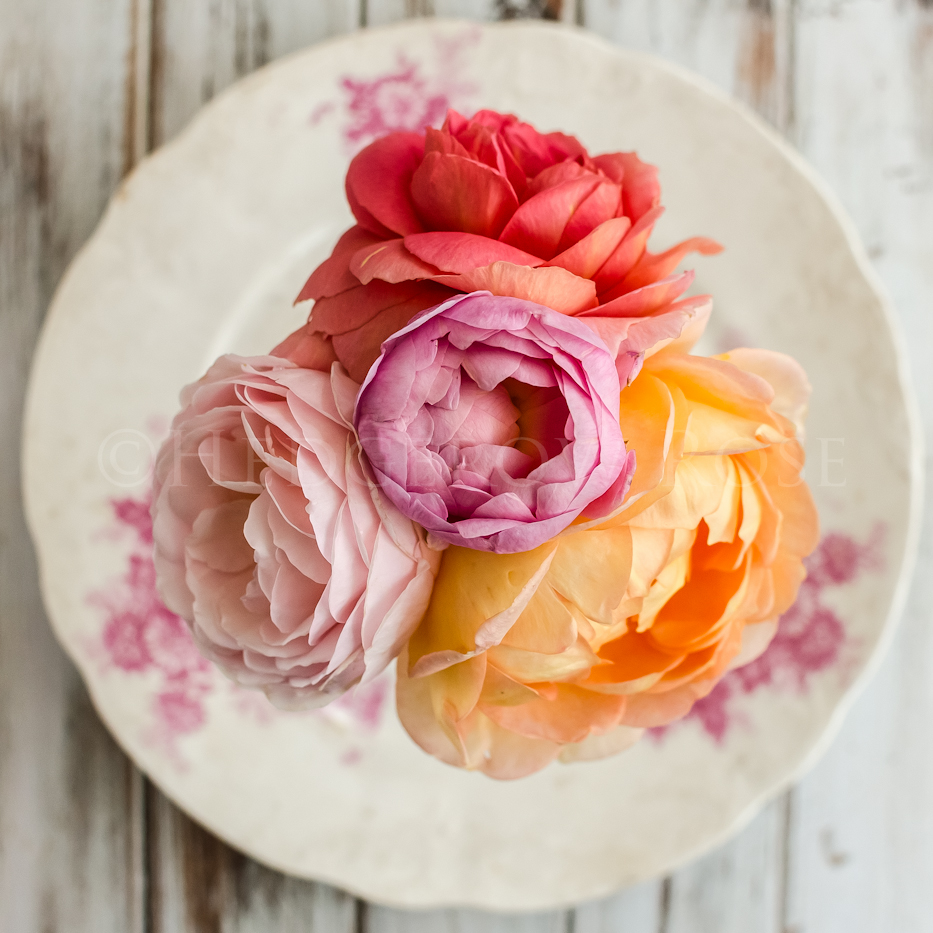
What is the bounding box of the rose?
[354,292,636,554]
[395,325,819,778]
[151,355,439,709]
[276,109,721,382]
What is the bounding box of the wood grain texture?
[147,788,356,933]
[0,1,146,931]
[364,907,572,933]
[150,0,360,147]
[584,0,795,132]
[783,2,933,930]
[365,0,579,24]
[664,800,789,933]
[573,880,663,933]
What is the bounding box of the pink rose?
[151,355,439,708]
[278,108,720,382]
[354,292,636,554]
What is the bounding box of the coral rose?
[395,328,819,778]
[151,355,440,709]
[276,108,721,381]
[354,292,635,554]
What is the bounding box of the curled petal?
[546,216,632,280]
[593,206,664,293]
[271,326,338,372]
[433,262,597,316]
[404,231,543,272]
[614,151,661,221]
[719,348,811,438]
[559,181,623,249]
[311,280,453,338]
[591,271,695,318]
[621,237,723,292]
[332,285,455,383]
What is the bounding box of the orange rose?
[396,329,819,778]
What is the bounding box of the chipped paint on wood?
[737,0,777,117]
[122,0,154,174]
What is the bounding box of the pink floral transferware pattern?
[310,30,480,151]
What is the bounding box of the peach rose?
[151,355,440,709]
[276,109,721,381]
[395,328,819,778]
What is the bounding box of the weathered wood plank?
[150,0,360,147]
[147,789,357,933]
[364,906,571,933]
[573,880,663,933]
[576,803,788,933]
[665,801,788,933]
[0,1,147,931]
[783,2,933,930]
[489,0,579,22]
[433,0,499,22]
[366,0,437,25]
[364,0,579,25]
[584,0,795,132]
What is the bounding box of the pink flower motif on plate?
[89,495,216,762]
[310,31,480,152]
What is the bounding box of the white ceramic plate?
[23,20,922,911]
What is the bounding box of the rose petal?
[405,230,543,271]
[346,132,425,236]
[410,151,520,238]
[433,262,597,316]
[296,226,383,302]
[546,216,632,280]
[499,175,602,260]
[350,238,440,285]
[590,271,695,318]
[621,236,723,291]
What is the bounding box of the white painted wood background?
[2,0,932,930]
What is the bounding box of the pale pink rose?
[151,355,440,709]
